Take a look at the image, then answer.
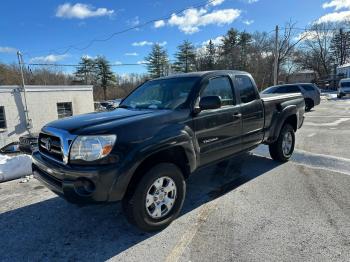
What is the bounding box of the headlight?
[70,135,117,162]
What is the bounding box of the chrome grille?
[39,133,64,162]
[39,127,77,164]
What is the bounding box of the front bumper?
[32,151,121,204]
[339,89,350,95]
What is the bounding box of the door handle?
[233,112,242,119]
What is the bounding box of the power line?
[25,63,150,67]
[23,0,221,58]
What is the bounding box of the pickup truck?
[32,70,305,232]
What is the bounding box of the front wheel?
[122,163,186,232]
[269,124,295,162]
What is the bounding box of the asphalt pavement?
[0,96,349,262]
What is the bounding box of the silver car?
[338,78,350,98]
[261,83,321,111]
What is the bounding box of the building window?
[0,106,6,129]
[57,102,73,119]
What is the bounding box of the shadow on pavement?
[0,152,281,261]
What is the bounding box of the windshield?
[341,81,350,88]
[119,77,199,110]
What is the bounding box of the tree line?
[1,21,350,100]
[144,23,350,88]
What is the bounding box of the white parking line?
[307,133,316,138]
[304,118,350,127]
[253,146,350,176]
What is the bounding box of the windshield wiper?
[118,104,130,109]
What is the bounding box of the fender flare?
[270,105,297,142]
[107,129,197,201]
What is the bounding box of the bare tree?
[294,23,334,78]
[276,21,306,79]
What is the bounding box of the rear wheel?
[305,99,314,112]
[122,163,186,232]
[269,124,295,162]
[337,94,343,99]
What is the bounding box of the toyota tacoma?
[32,70,305,232]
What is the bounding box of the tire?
[269,124,295,162]
[305,99,314,112]
[122,163,186,232]
[337,94,343,99]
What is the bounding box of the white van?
[338,78,350,98]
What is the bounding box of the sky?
[0,0,349,75]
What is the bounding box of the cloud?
[125,52,138,56]
[56,3,114,19]
[30,54,68,63]
[245,0,259,3]
[154,20,165,28]
[208,0,225,7]
[168,8,241,34]
[132,41,153,47]
[82,54,97,59]
[202,36,224,46]
[137,60,149,64]
[315,10,350,23]
[243,19,254,25]
[295,31,334,41]
[128,16,140,26]
[323,0,350,10]
[0,46,17,53]
[157,41,167,46]
[115,61,122,65]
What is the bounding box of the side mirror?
[199,96,222,110]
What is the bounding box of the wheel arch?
[269,105,298,143]
[120,145,192,200]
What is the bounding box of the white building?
[0,85,94,148]
[337,63,350,78]
[288,70,317,83]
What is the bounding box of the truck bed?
[260,93,305,143]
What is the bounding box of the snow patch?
[0,154,32,182]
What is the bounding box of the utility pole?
[340,28,344,65]
[273,25,279,86]
[17,51,32,131]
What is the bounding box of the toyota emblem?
[45,138,52,152]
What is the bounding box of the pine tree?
[145,44,169,78]
[74,56,97,85]
[95,56,116,101]
[205,40,216,70]
[221,28,240,69]
[238,31,252,70]
[174,40,197,73]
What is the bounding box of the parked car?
[32,70,305,232]
[337,78,350,98]
[261,83,320,111]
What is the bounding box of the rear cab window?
[235,75,259,103]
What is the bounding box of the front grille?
[39,133,64,162]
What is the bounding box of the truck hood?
[45,108,167,134]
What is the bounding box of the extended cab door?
[193,75,242,166]
[235,75,264,150]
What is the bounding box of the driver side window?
[201,77,235,106]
